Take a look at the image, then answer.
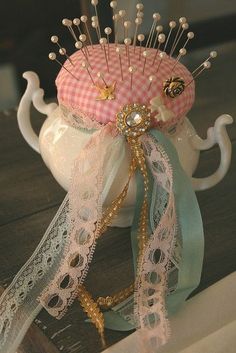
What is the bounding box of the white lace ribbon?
[39,124,126,318]
[0,124,126,352]
[0,124,177,353]
[133,134,176,352]
[0,197,70,353]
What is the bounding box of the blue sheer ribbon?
[103,129,204,330]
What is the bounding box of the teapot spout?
[17,71,57,153]
[191,114,234,191]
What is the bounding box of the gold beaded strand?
[97,283,135,309]
[78,285,106,348]
[127,137,149,262]
[77,158,137,345]
[99,158,137,235]
[78,105,151,344]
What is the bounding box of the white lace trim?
[133,134,177,351]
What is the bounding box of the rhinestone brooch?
[116,103,151,137]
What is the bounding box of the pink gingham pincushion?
[56,44,195,129]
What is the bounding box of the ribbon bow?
[150,95,175,122]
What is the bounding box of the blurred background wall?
[124,0,236,24]
[0,0,235,110]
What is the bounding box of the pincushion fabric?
[56,44,195,127]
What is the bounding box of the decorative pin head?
[81,61,89,69]
[148,75,156,90]
[124,21,132,29]
[159,52,166,59]
[138,34,145,42]
[99,37,107,46]
[142,50,150,74]
[92,21,98,28]
[110,1,117,9]
[59,48,67,55]
[62,18,72,27]
[182,22,189,30]
[158,33,166,43]
[79,34,87,42]
[179,48,187,56]
[48,52,79,81]
[113,13,120,21]
[128,66,136,73]
[135,17,142,25]
[153,13,161,21]
[51,35,58,43]
[73,18,81,26]
[49,52,56,61]
[169,21,177,29]
[128,66,136,89]
[137,11,144,18]
[163,77,185,98]
[136,3,144,11]
[187,31,195,39]
[119,10,126,18]
[104,27,112,35]
[51,35,74,65]
[81,15,88,23]
[204,61,211,69]
[210,51,217,58]
[179,17,187,24]
[124,38,132,46]
[75,41,83,49]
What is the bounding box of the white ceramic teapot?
[17,71,233,227]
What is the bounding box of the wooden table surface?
[0,40,236,353]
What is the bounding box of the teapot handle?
[190,114,233,191]
[17,71,58,153]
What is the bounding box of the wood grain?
[0,287,59,353]
[1,143,235,353]
[0,111,64,226]
[194,143,236,293]
[186,40,236,140]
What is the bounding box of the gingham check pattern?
[56,44,195,126]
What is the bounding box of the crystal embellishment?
[126,112,143,127]
[116,103,151,137]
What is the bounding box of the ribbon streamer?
[0,118,204,353]
[103,130,204,332]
